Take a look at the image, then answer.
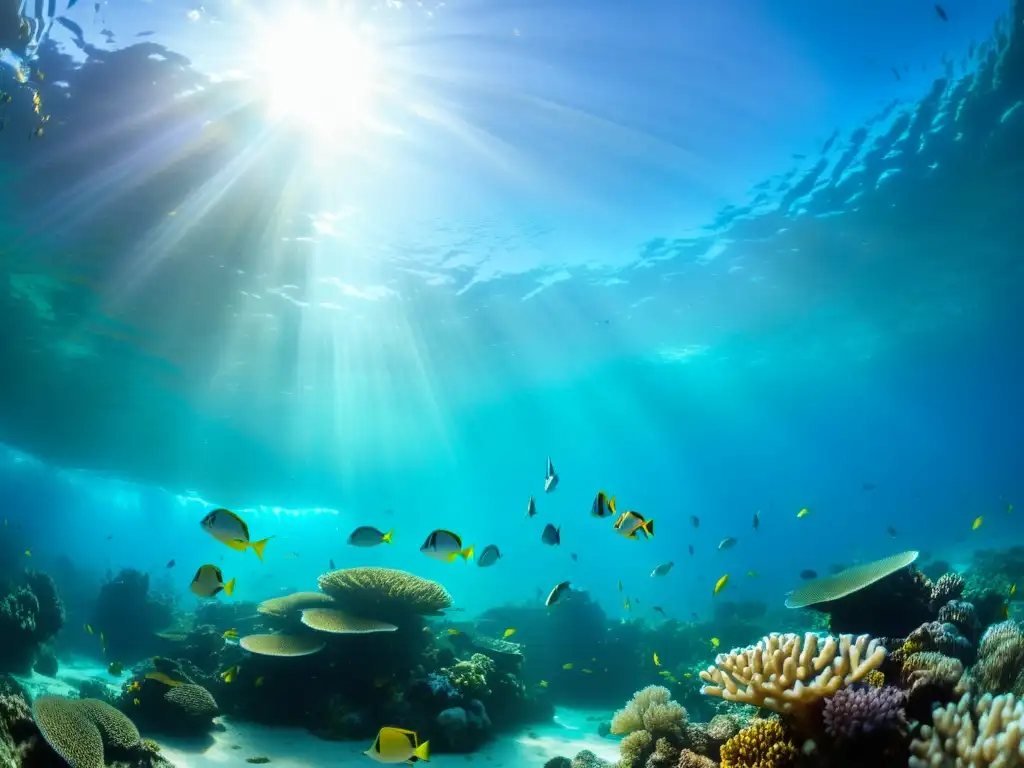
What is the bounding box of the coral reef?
[0,569,65,674]
[966,619,1024,695]
[93,569,174,663]
[719,720,795,768]
[699,633,885,713]
[822,685,907,740]
[317,567,453,621]
[910,692,1024,768]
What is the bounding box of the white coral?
[698,632,885,713]
[910,692,1024,768]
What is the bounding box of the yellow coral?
[699,632,885,713]
[720,720,795,768]
[864,670,885,688]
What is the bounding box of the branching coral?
[719,720,795,768]
[909,692,1024,768]
[699,632,885,713]
[822,685,907,740]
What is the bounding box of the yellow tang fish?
[796,508,811,518]
[365,727,430,765]
[711,637,720,648]
[562,663,574,670]
[713,574,729,595]
[972,516,984,531]
[1011,584,1017,598]
[503,628,517,639]
[133,698,140,706]
[221,666,238,683]
[653,652,661,667]
[200,508,274,561]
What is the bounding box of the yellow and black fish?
[613,511,654,539]
[190,565,236,598]
[591,491,616,518]
[364,727,430,764]
[200,508,273,561]
[420,529,474,562]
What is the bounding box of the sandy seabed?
[17,661,621,767]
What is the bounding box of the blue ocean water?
[0,0,1021,736]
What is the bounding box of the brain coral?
[318,567,453,616]
[699,632,885,713]
[720,720,795,768]
[164,684,218,718]
[32,695,140,768]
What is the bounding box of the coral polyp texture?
[317,567,453,616]
[32,695,141,768]
[822,685,907,740]
[910,692,1024,768]
[719,719,795,768]
[699,632,886,712]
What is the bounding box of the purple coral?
[823,686,907,741]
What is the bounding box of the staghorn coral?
[699,632,885,713]
[909,692,1024,768]
[822,685,907,740]
[719,720,794,768]
[968,620,1024,695]
[317,566,452,617]
[931,573,966,609]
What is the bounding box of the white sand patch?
[156,707,619,767]
[14,661,122,701]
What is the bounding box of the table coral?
[699,633,885,714]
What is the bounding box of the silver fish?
[477,545,502,567]
[545,580,570,606]
[526,496,537,518]
[718,537,738,551]
[420,529,474,562]
[541,523,561,546]
[651,561,674,577]
[347,526,393,547]
[544,457,559,493]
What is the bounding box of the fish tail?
[461,545,475,561]
[250,536,274,561]
[609,496,616,515]
[414,740,430,761]
[223,578,236,597]
[643,519,654,536]
[382,529,394,544]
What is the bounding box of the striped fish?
[17,0,79,57]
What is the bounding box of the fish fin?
[609,496,616,515]
[382,529,394,544]
[461,545,475,561]
[223,578,236,597]
[224,538,248,552]
[445,552,458,563]
[250,537,274,561]
[643,519,655,536]
[414,740,430,761]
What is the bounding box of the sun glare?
[251,9,380,140]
